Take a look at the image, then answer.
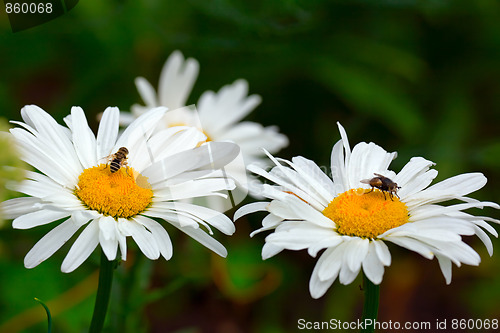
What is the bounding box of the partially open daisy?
[122,51,288,209]
[235,122,499,299]
[1,105,239,272]
[126,50,199,123]
[127,51,287,160]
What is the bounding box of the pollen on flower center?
[74,164,153,219]
[322,188,409,238]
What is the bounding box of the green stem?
[34,298,52,333]
[89,249,115,333]
[361,273,380,333]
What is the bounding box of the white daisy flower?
[126,51,287,163]
[1,105,239,273]
[235,122,499,299]
[122,51,288,209]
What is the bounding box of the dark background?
[1,1,500,332]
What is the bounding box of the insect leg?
[123,160,131,176]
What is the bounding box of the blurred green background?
[1,0,500,332]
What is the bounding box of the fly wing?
[98,152,115,164]
[360,178,372,184]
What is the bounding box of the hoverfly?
[105,147,129,173]
[360,173,401,200]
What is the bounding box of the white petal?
[289,156,336,202]
[20,105,82,175]
[135,77,158,107]
[218,122,288,157]
[409,202,499,222]
[148,127,206,162]
[362,242,385,285]
[250,214,284,237]
[96,107,120,161]
[70,107,97,168]
[234,202,268,220]
[122,219,160,260]
[383,236,434,259]
[256,151,326,211]
[428,173,487,195]
[129,125,201,173]
[330,124,353,195]
[144,207,199,229]
[134,215,173,260]
[0,197,41,219]
[266,199,302,220]
[345,238,369,272]
[152,202,235,235]
[198,79,261,135]
[245,183,322,230]
[13,209,70,229]
[261,155,333,208]
[262,213,284,229]
[10,179,81,210]
[385,219,470,241]
[336,122,351,162]
[172,223,228,257]
[11,127,78,186]
[372,240,391,266]
[399,169,438,200]
[61,220,100,272]
[149,203,212,233]
[42,192,85,210]
[339,259,360,285]
[71,210,99,225]
[24,217,82,268]
[433,241,480,266]
[158,50,199,109]
[472,225,494,256]
[154,178,233,201]
[262,242,283,259]
[18,170,73,196]
[471,218,499,236]
[317,241,347,281]
[406,173,488,207]
[99,216,118,261]
[265,222,336,251]
[114,106,167,158]
[395,156,437,198]
[347,141,396,190]
[143,141,240,184]
[118,110,137,126]
[436,254,452,284]
[309,248,338,298]
[308,237,344,257]
[9,179,55,198]
[116,218,129,261]
[282,195,335,228]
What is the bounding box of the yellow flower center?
[74,164,153,219]
[322,188,409,238]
